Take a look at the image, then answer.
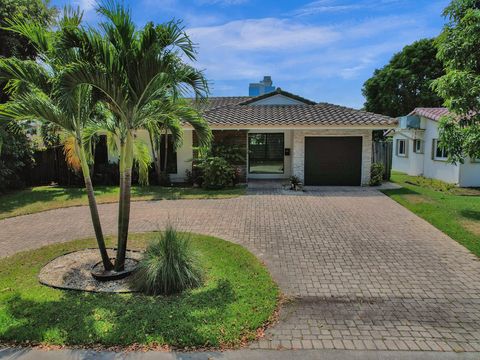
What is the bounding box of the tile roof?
[204,103,396,127]
[193,96,251,111]
[190,92,396,128]
[238,88,317,105]
[409,108,449,121]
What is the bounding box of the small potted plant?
[289,175,302,191]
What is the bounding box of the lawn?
[383,172,480,257]
[0,185,246,220]
[0,232,279,349]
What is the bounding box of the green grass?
[383,172,480,257]
[0,232,279,348]
[0,185,246,220]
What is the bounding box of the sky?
[51,0,451,109]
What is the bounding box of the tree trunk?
[77,140,113,271]
[115,131,134,271]
[148,129,162,184]
[163,129,168,174]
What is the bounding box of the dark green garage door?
[304,137,362,186]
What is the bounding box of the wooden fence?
[372,141,393,180]
[27,147,82,187]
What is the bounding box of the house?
[109,87,396,186]
[392,107,480,187]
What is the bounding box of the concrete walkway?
[1,189,480,353]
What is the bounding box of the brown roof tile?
[409,108,449,121]
[203,103,396,127]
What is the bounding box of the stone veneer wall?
[292,129,373,186]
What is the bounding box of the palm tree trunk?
[77,140,113,271]
[163,129,168,174]
[115,131,134,271]
[148,128,161,184]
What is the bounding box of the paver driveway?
[1,188,480,352]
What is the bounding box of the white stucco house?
[392,107,480,187]
[105,89,396,186]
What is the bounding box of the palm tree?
[145,97,207,184]
[61,1,211,271]
[0,8,114,270]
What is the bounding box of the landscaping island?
[0,232,279,349]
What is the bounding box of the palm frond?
[3,16,53,57]
[133,138,152,186]
[0,58,51,95]
[0,93,75,133]
[63,135,82,171]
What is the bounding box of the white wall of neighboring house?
[459,159,480,187]
[392,116,480,187]
[392,132,420,175]
[422,119,460,184]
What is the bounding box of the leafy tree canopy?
[362,38,445,117]
[0,0,55,191]
[0,0,56,59]
[432,0,480,163]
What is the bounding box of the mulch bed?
[38,248,142,293]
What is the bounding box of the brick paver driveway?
[1,188,480,352]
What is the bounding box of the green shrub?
[130,226,203,295]
[370,163,385,186]
[200,156,235,189]
[0,124,34,193]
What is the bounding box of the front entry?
[304,136,362,186]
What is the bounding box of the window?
[248,133,284,174]
[396,139,407,157]
[433,139,448,161]
[413,139,423,154]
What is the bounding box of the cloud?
[185,11,439,106]
[188,18,340,52]
[293,0,365,17]
[74,0,96,12]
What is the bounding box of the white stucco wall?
[459,159,480,187]
[108,129,193,182]
[247,129,292,179]
[292,129,373,186]
[392,130,424,176]
[422,119,460,185]
[391,117,472,185]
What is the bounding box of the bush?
[370,163,385,186]
[130,226,203,295]
[200,156,235,189]
[0,124,34,193]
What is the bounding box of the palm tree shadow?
[2,279,235,348]
[460,209,480,221]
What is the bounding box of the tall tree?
[362,39,445,117]
[0,0,55,190]
[432,0,480,163]
[0,8,114,270]
[61,1,211,272]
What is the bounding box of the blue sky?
[51,0,450,109]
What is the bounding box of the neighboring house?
[106,88,396,186]
[392,107,480,187]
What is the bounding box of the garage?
[304,136,362,186]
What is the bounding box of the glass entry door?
[248,133,284,174]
